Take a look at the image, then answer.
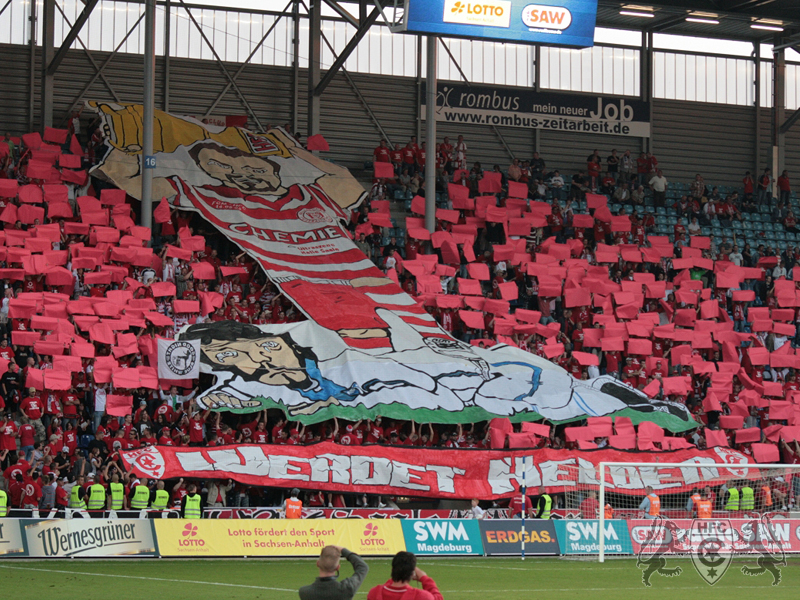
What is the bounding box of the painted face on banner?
[203,337,308,387]
[195,147,287,195]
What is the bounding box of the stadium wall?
[1,42,798,186]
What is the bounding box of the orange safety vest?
[761,486,773,507]
[648,493,661,516]
[285,497,303,519]
[690,493,701,508]
[605,504,614,519]
[697,499,713,519]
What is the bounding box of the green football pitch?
[0,557,798,600]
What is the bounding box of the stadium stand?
[0,117,798,519]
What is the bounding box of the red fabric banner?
[120,443,755,500]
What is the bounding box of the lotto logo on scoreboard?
[443,1,512,28]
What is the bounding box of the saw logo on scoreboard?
[521,5,572,31]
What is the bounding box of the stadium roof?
[596,1,799,43]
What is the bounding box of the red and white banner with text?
[121,443,755,500]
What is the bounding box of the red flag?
[154,197,171,224]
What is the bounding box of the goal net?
[554,460,800,561]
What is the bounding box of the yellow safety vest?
[68,484,86,509]
[0,490,7,517]
[725,488,740,511]
[540,494,552,519]
[740,487,755,511]
[87,483,106,510]
[130,484,151,509]
[109,482,125,510]
[184,494,202,519]
[152,490,170,510]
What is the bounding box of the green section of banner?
[231,394,698,433]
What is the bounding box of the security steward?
[534,486,552,519]
[181,483,203,519]
[284,488,303,519]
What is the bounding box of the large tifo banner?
[90,102,686,430]
[121,443,755,500]
[424,82,651,137]
[154,519,404,557]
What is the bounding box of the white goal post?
[595,461,800,562]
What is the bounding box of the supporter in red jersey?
[580,491,600,518]
[373,140,390,163]
[367,552,443,600]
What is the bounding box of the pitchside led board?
[395,0,598,48]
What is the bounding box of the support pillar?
[424,34,437,234]
[415,34,422,144]
[641,31,652,154]
[773,45,785,192]
[141,0,156,229]
[28,0,37,131]
[40,0,55,130]
[307,0,321,139]
[754,42,761,174]
[292,0,301,134]
[533,44,541,154]
[164,0,171,112]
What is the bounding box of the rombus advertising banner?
[423,82,650,137]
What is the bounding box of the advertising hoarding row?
[3,518,800,558]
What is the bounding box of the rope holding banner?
[521,454,526,562]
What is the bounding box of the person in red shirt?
[188,403,211,446]
[0,338,14,362]
[373,140,390,164]
[580,491,600,518]
[20,387,45,443]
[18,422,35,461]
[636,152,649,186]
[389,143,403,174]
[367,552,443,600]
[401,142,417,176]
[777,170,791,205]
[0,414,19,453]
[415,142,427,172]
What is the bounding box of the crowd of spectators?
[0,118,799,515]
